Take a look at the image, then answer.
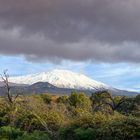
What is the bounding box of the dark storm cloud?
[0,0,140,63]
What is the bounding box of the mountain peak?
[48,69,83,76]
[9,69,109,90]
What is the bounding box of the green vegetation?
[0,90,139,140]
[40,93,52,104]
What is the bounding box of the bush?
[97,116,140,140]
[0,101,10,126]
[117,98,135,114]
[56,96,68,104]
[74,128,96,140]
[59,126,96,140]
[0,126,50,140]
[0,126,24,139]
[40,94,52,104]
[16,112,45,131]
[68,92,91,109]
[60,113,140,140]
[16,131,50,140]
[135,94,140,105]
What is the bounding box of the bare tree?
[0,70,21,132]
[0,70,21,140]
[0,70,19,105]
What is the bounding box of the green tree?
[90,90,126,113]
[135,94,140,105]
[40,94,52,104]
[68,91,91,108]
[56,96,68,104]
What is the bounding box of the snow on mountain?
[9,69,110,90]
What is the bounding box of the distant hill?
[0,82,138,96]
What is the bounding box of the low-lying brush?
[0,91,139,140]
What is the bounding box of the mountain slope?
[9,69,109,90]
[0,69,138,96]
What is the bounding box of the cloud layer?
[0,0,140,63]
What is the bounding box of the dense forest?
[0,71,139,140]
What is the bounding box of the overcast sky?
[0,0,140,91]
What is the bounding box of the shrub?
[56,96,68,104]
[16,112,44,131]
[0,126,24,139]
[68,92,91,109]
[45,111,64,131]
[0,126,50,140]
[40,94,52,104]
[16,131,50,140]
[74,128,96,140]
[60,113,140,140]
[135,94,140,105]
[97,116,140,140]
[59,126,96,140]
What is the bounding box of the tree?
[0,70,20,135]
[135,94,140,105]
[68,91,91,108]
[0,70,19,105]
[56,96,68,104]
[90,90,126,113]
[40,94,52,104]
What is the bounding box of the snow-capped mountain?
[9,69,109,90]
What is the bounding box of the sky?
[0,0,140,91]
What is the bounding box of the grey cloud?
[0,0,140,63]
